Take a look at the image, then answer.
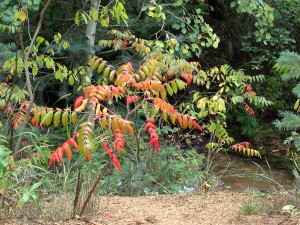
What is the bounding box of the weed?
[240,198,261,215]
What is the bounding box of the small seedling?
[282,205,300,217]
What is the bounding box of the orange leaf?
[125,123,134,134]
[67,138,78,151]
[85,152,92,161]
[62,143,72,160]
[177,113,183,127]
[182,115,188,129]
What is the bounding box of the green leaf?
[166,84,173,96]
[175,79,187,90]
[81,13,88,25]
[74,12,80,26]
[234,96,244,103]
[18,193,30,206]
[172,23,180,30]
[68,75,74,85]
[31,193,39,206]
[173,0,183,6]
[32,63,38,76]
[29,182,42,192]
[155,40,164,48]
[212,42,218,48]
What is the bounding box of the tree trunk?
[82,0,100,86]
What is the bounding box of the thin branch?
[15,0,52,152]
[23,0,52,102]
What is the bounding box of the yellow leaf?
[125,123,134,134]
[138,70,145,79]
[102,107,108,115]
[142,66,150,76]
[19,10,27,21]
[103,66,110,78]
[111,118,117,131]
[169,113,176,125]
[205,142,219,150]
[197,98,206,109]
[220,65,226,74]
[62,41,69,49]
[152,106,159,116]
[107,116,112,126]
[101,117,107,128]
[97,61,106,73]
[117,119,125,130]
[218,98,226,112]
[14,11,20,20]
[33,110,41,124]
[92,10,99,21]
[75,105,85,112]
[61,111,69,126]
[162,110,167,121]
[247,148,251,156]
[71,112,78,125]
[53,111,61,127]
[294,99,300,110]
[109,70,116,81]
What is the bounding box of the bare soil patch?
[1,191,299,225]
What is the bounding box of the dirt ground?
[2,191,300,225]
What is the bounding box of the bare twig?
[73,166,83,218]
[78,162,110,217]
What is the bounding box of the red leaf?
[53,151,61,164]
[149,138,156,146]
[48,156,54,168]
[112,154,122,171]
[242,102,255,116]
[193,120,203,131]
[147,117,154,124]
[74,96,83,108]
[57,147,64,162]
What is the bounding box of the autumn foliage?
[231,142,261,158]
[1,44,268,171]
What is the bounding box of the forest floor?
[2,190,300,225]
